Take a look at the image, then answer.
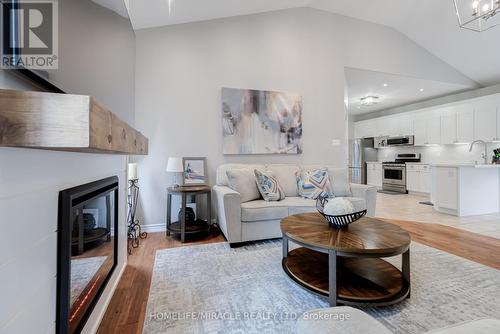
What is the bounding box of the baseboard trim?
[141,223,166,233]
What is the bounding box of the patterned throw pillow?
[296,168,333,199]
[254,170,285,202]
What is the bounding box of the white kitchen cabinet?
[406,164,431,193]
[354,120,376,138]
[406,169,419,192]
[435,167,458,210]
[420,165,431,193]
[374,118,388,137]
[427,116,441,144]
[497,108,500,141]
[432,164,500,216]
[413,118,427,146]
[456,104,474,143]
[440,112,457,145]
[366,163,382,188]
[383,115,411,136]
[413,115,441,146]
[474,99,498,142]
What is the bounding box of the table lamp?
[166,157,183,187]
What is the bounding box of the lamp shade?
[166,157,183,173]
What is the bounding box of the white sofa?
[296,306,500,334]
[213,164,377,245]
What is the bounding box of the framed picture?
[182,157,208,186]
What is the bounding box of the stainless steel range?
[382,153,421,193]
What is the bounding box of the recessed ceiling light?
[383,83,388,87]
[419,88,425,92]
[360,96,379,107]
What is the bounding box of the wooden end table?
[281,212,411,307]
[166,185,211,243]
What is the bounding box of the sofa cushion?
[345,197,366,212]
[226,168,262,203]
[216,164,266,186]
[266,164,300,197]
[286,197,318,215]
[240,196,366,222]
[297,168,333,199]
[328,167,352,197]
[254,169,285,202]
[241,200,291,222]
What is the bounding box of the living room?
[1,1,499,334]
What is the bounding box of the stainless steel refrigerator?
[349,138,378,184]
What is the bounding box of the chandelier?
[454,0,500,32]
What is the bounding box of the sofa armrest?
[349,183,377,217]
[213,185,242,243]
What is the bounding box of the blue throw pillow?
[254,170,285,201]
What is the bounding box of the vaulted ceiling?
[116,0,500,87]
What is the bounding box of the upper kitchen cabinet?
[427,115,441,145]
[413,113,441,146]
[474,98,498,142]
[354,120,375,138]
[440,107,457,145]
[390,114,411,136]
[373,118,388,137]
[497,94,500,142]
[413,118,427,146]
[352,93,500,142]
[456,103,475,144]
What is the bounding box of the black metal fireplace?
[57,176,119,334]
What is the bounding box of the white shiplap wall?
[0,71,128,333]
[0,148,128,334]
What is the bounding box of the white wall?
[0,1,135,333]
[134,7,473,228]
[47,0,136,124]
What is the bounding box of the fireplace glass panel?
[70,190,115,310]
[58,177,118,334]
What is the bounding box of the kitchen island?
[431,164,500,216]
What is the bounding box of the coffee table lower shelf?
[282,247,410,306]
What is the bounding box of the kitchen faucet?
[469,140,489,165]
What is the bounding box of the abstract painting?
[222,88,302,154]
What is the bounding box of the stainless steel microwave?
[386,135,414,147]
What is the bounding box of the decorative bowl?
[315,196,367,229]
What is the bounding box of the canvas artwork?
[183,157,207,186]
[222,88,303,154]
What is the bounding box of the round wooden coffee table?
[281,212,411,307]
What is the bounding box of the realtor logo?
[1,0,58,69]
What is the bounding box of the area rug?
[142,241,500,334]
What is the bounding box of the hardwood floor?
[97,221,500,334]
[383,219,500,270]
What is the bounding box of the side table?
[166,185,211,242]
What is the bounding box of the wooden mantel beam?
[0,89,148,155]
